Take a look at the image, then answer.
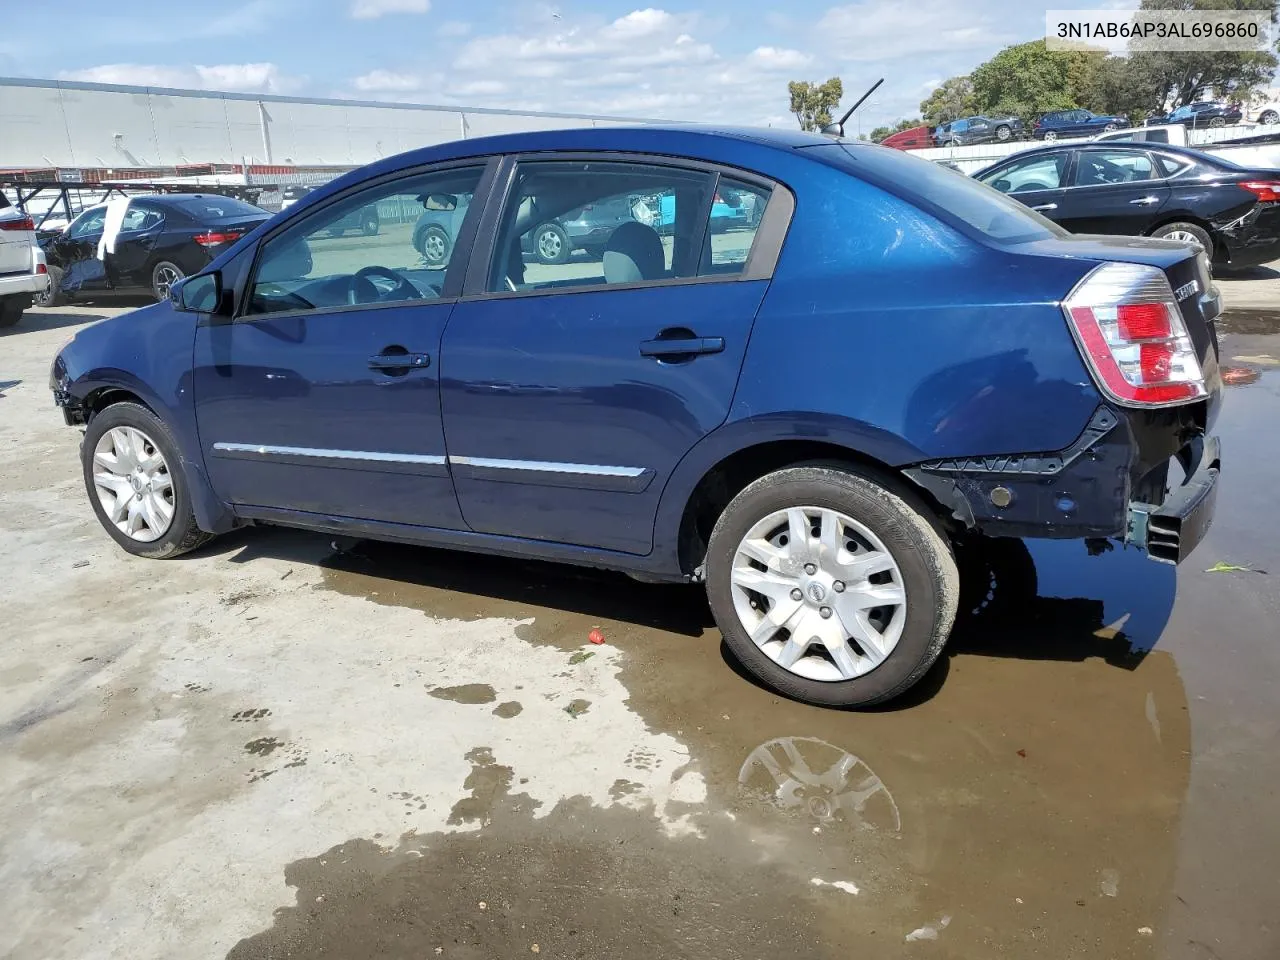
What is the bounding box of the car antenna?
[821,78,884,138]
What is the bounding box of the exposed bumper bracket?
[1127,435,1220,564]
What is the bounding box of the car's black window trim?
[458,150,794,303]
[229,156,501,323]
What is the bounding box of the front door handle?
[1031,203,1058,212]
[368,351,430,372]
[1129,196,1161,206]
[640,337,725,359]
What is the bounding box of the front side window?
[68,207,106,239]
[487,160,717,294]
[1074,150,1155,186]
[980,154,1068,193]
[244,165,485,316]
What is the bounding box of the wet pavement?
[1,305,1277,959]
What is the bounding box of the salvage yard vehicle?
[975,141,1280,269]
[50,126,1223,707]
[933,114,1024,146]
[1034,109,1127,140]
[0,192,51,327]
[1147,102,1242,129]
[39,193,270,304]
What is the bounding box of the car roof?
[987,140,1224,164]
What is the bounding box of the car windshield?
[824,144,1062,245]
[173,196,266,220]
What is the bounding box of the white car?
[0,194,51,328]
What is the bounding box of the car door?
[1055,148,1171,235]
[103,201,166,291]
[192,160,495,528]
[49,206,111,294]
[966,117,992,143]
[439,156,788,555]
[977,151,1073,224]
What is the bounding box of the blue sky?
[0,0,1136,131]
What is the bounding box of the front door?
[1057,148,1171,235]
[49,206,111,295]
[193,162,491,528]
[441,157,785,555]
[978,150,1073,224]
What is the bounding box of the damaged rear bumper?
[906,404,1220,564]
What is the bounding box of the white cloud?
[604,8,673,38]
[747,46,814,70]
[60,62,301,94]
[350,0,430,20]
[353,69,424,92]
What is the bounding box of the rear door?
[1057,148,1171,235]
[104,201,167,290]
[440,156,791,554]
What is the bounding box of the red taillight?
[36,263,48,275]
[0,216,35,231]
[194,230,242,247]
[1065,262,1208,407]
[1238,180,1280,202]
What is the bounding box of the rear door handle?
[1130,196,1161,205]
[639,337,725,358]
[368,352,430,370]
[1031,203,1058,212]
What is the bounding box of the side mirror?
[419,193,458,211]
[173,271,222,313]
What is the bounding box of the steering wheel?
[347,265,423,305]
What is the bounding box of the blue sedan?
[49,125,1223,707]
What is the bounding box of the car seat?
[603,221,665,283]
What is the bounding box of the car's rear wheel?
[995,124,1012,141]
[1260,110,1279,125]
[33,265,65,307]
[1103,122,1119,132]
[81,402,213,558]
[705,464,958,708]
[1209,116,1226,128]
[151,261,184,302]
[362,215,379,236]
[1043,130,1058,142]
[0,295,29,328]
[533,222,571,265]
[1151,221,1213,257]
[419,224,451,268]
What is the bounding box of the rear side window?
[827,144,1062,244]
[1156,154,1191,176]
[702,179,771,275]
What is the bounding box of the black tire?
[1103,122,1119,132]
[1209,116,1226,128]
[533,221,571,265]
[0,296,27,328]
[1260,110,1279,125]
[995,124,1012,141]
[1043,130,1059,142]
[151,260,185,302]
[362,215,379,237]
[35,264,66,307]
[418,224,452,268]
[705,464,959,708]
[81,401,214,559]
[953,536,1038,626]
[1150,221,1213,257]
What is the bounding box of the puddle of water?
[1215,310,1280,337]
[429,683,497,705]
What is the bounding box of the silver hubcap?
[730,506,907,682]
[92,426,175,542]
[424,232,446,263]
[538,229,562,260]
[1044,131,1057,142]
[1165,229,1202,247]
[154,264,182,300]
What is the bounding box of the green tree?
[919,77,975,124]
[788,77,844,132]
[969,39,1102,123]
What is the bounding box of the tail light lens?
[0,216,35,231]
[1064,262,1207,407]
[36,262,48,275]
[1238,180,1280,202]
[194,230,243,247]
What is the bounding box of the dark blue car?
[1033,109,1128,141]
[49,125,1223,707]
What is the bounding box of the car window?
[175,196,266,220]
[244,165,485,317]
[68,208,106,238]
[701,179,772,275]
[953,120,969,133]
[979,153,1068,193]
[1170,106,1192,120]
[1156,154,1191,176]
[1074,150,1155,186]
[121,205,164,231]
[487,160,715,294]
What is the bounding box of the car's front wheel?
[418,224,452,268]
[1260,110,1279,125]
[1209,116,1226,128]
[1103,122,1119,132]
[82,402,213,558]
[705,464,958,708]
[533,222,571,265]
[362,215,379,236]
[995,124,1012,141]
[1043,130,1058,142]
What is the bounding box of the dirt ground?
[1,292,1278,960]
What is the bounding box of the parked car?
[879,125,934,150]
[1147,102,1242,129]
[974,141,1280,269]
[1247,101,1280,125]
[648,187,761,233]
[49,126,1222,708]
[39,193,270,304]
[1033,109,1127,141]
[0,193,51,327]
[933,115,1024,146]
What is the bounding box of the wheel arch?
[653,419,954,578]
[1144,214,1217,257]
